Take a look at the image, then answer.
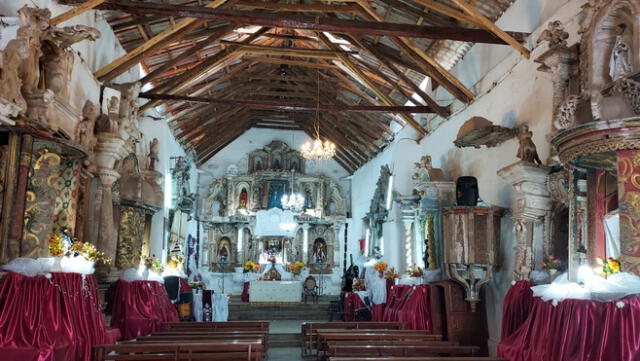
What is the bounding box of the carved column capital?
[498,161,552,222]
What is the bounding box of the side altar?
[197,141,346,295]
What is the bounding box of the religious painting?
[267,181,286,209]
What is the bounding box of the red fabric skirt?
[498,295,640,361]
[371,303,386,321]
[342,291,366,322]
[0,272,113,361]
[500,280,534,341]
[383,284,432,331]
[111,280,179,340]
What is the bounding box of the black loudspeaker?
[456,176,479,206]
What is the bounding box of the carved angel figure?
[516,125,542,165]
[536,20,569,48]
[609,24,633,81]
[76,100,99,148]
[329,182,346,216]
[148,138,159,170]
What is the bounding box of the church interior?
[0,0,639,360]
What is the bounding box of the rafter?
[51,0,107,25]
[140,92,436,113]
[101,1,529,44]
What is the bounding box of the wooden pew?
[329,357,506,361]
[94,341,263,361]
[327,344,481,357]
[166,321,269,331]
[301,322,406,355]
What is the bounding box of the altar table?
[498,284,640,361]
[249,280,302,304]
[0,272,116,361]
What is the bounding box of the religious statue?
[0,7,50,111]
[148,138,159,170]
[312,239,327,264]
[609,24,632,81]
[536,20,569,48]
[238,188,248,209]
[329,182,346,216]
[516,125,542,165]
[203,178,226,217]
[304,185,314,209]
[370,165,391,214]
[76,100,99,150]
[412,155,445,183]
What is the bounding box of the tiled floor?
[267,347,302,361]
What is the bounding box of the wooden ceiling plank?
[449,0,530,59]
[244,56,339,70]
[95,0,229,80]
[233,2,360,13]
[317,32,426,137]
[141,24,235,85]
[355,1,475,103]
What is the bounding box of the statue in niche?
[304,185,314,209]
[255,159,262,171]
[239,188,248,209]
[203,178,226,216]
[329,182,346,216]
[267,181,285,209]
[312,238,327,264]
[609,24,633,81]
[148,138,159,170]
[412,155,445,183]
[272,158,281,170]
[291,160,299,172]
[516,125,542,165]
[217,238,231,264]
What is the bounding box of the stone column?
[94,133,126,279]
[395,196,419,270]
[236,224,247,264]
[498,161,551,281]
[302,223,311,264]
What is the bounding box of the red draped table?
[498,283,640,361]
[0,271,116,361]
[342,291,366,321]
[383,284,432,331]
[111,280,179,340]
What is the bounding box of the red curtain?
[110,280,179,340]
[498,295,640,361]
[500,280,534,341]
[0,271,113,361]
[383,285,432,331]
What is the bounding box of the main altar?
[196,141,347,296]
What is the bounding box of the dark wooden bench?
[329,357,506,361]
[327,344,480,357]
[317,332,444,355]
[166,321,269,331]
[93,341,263,361]
[301,322,406,355]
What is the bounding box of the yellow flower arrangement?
[143,254,163,273]
[596,257,622,276]
[373,261,388,273]
[288,261,305,275]
[384,266,400,280]
[243,260,260,272]
[406,266,424,278]
[47,231,111,264]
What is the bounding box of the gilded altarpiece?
[616,150,640,275]
[116,205,147,269]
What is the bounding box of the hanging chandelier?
[301,70,336,160]
[281,169,305,212]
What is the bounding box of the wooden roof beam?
[450,0,530,59]
[52,0,107,25]
[233,2,360,13]
[140,92,436,113]
[100,1,529,44]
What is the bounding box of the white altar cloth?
[193,293,229,322]
[249,280,302,304]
